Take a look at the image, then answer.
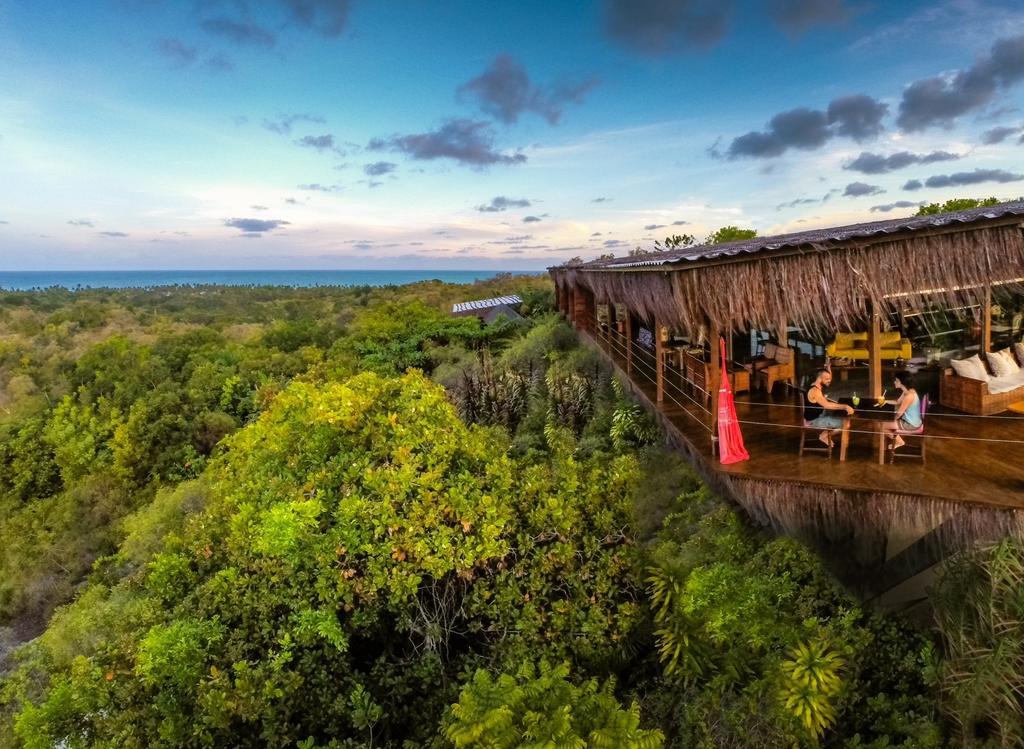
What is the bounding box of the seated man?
[804,368,854,448]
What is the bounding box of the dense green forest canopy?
[0,276,1020,747]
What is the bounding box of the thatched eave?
[550,202,1024,336]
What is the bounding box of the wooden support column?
[708,322,721,448]
[655,319,665,404]
[625,311,634,376]
[601,304,611,352]
[867,308,883,399]
[572,285,587,331]
[982,284,993,353]
[608,303,618,355]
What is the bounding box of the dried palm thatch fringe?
[553,224,1024,336]
[724,475,1024,549]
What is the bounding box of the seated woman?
[804,368,854,448]
[879,371,922,451]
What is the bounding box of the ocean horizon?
[0,269,542,291]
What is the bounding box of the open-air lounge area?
[551,202,1024,513]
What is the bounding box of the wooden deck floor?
[595,333,1024,511]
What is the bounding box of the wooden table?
[836,398,894,464]
[729,365,750,394]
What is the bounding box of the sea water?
[0,269,539,291]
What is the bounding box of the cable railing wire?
[587,320,714,407]
[573,314,1024,447]
[585,324,715,433]
[593,324,713,416]
[592,320,1024,423]
[734,418,1024,445]
[598,335,714,432]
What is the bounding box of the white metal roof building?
[451,294,523,316]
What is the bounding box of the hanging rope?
[734,418,1024,445]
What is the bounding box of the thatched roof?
[569,201,1024,271]
[551,201,1024,336]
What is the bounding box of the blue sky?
[2,0,1024,270]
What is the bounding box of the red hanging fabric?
[717,336,749,464]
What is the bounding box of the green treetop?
[705,226,758,245]
[915,197,1000,215]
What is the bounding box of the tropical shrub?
[930,538,1024,747]
[444,661,663,749]
[546,366,595,435]
[6,369,647,747]
[450,353,531,432]
[779,638,844,739]
[641,485,943,748]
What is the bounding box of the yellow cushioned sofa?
[826,331,912,361]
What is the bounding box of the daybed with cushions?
[826,331,913,361]
[939,342,1024,415]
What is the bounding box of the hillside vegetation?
[0,277,1019,747]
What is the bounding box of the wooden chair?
[664,347,686,393]
[751,343,796,394]
[684,352,712,408]
[681,351,699,395]
[799,419,834,459]
[754,330,770,357]
[890,395,928,464]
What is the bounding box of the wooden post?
[610,305,618,362]
[776,317,792,383]
[580,288,594,333]
[982,284,993,353]
[572,285,587,331]
[598,303,606,352]
[708,322,721,448]
[608,304,615,351]
[867,309,883,399]
[655,319,665,404]
[625,311,634,376]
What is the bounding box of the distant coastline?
[0,269,542,291]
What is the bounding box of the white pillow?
[999,347,1020,373]
[987,349,1020,378]
[950,354,989,382]
[1015,341,1024,367]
